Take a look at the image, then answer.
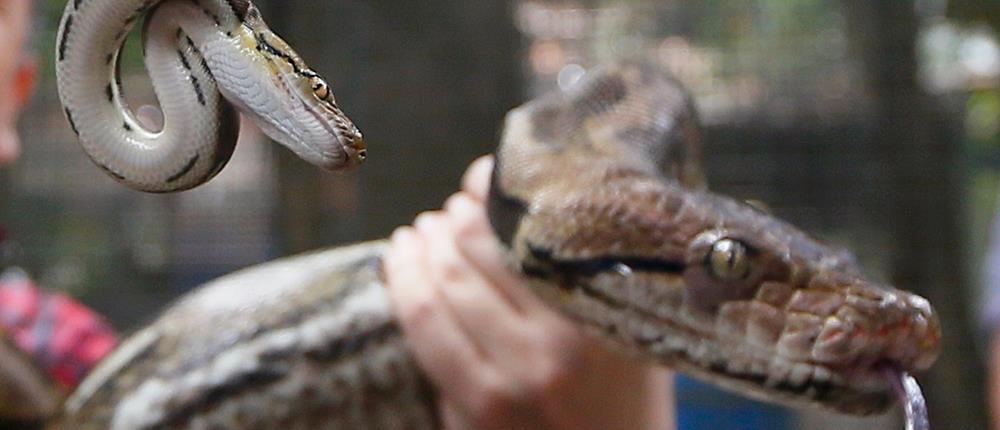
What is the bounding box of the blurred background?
[2,0,998,429]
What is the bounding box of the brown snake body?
[46,63,939,428]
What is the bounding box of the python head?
[184,0,366,169]
[487,62,940,415]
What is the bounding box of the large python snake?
[40,0,940,428]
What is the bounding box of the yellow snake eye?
[310,77,331,101]
[707,238,751,282]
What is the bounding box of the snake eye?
[707,238,751,282]
[310,77,331,101]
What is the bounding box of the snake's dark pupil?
[709,239,750,281]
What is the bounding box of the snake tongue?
[881,364,930,430]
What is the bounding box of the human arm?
[384,156,674,430]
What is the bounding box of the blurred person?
[384,156,675,429]
[0,0,35,164]
[0,0,117,392]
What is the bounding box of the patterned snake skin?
[51,63,940,428]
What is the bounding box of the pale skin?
[0,0,35,166]
[385,156,675,430]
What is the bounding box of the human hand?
[384,156,674,430]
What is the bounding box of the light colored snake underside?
[53,63,941,429]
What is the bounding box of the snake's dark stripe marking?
[574,75,628,117]
[199,55,211,75]
[105,83,114,103]
[74,0,84,10]
[177,49,192,71]
[115,63,124,89]
[151,257,379,383]
[98,164,127,181]
[177,48,208,106]
[157,367,288,428]
[303,322,397,361]
[168,155,200,183]
[487,169,528,247]
[190,75,207,106]
[527,245,686,279]
[65,108,80,135]
[183,36,218,84]
[224,0,253,22]
[123,121,132,131]
[159,322,397,428]
[522,263,704,342]
[255,33,311,77]
[198,53,214,81]
[58,15,74,62]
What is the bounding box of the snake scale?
[43,0,940,428]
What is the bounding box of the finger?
[445,193,546,314]
[416,208,526,359]
[439,398,470,430]
[383,225,486,397]
[461,156,495,203]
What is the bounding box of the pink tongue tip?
[881,365,929,430]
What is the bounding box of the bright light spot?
[558,64,587,90]
[961,30,1000,79]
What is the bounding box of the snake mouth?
[534,276,913,415]
[529,275,898,415]
[709,360,897,415]
[648,343,898,416]
[730,360,928,422]
[342,139,367,167]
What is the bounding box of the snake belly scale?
[56,0,366,193]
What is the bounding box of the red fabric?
[0,272,117,388]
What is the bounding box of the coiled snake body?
[49,1,940,428]
[56,0,365,192]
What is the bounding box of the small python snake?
[56,0,364,192]
[45,1,940,428]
